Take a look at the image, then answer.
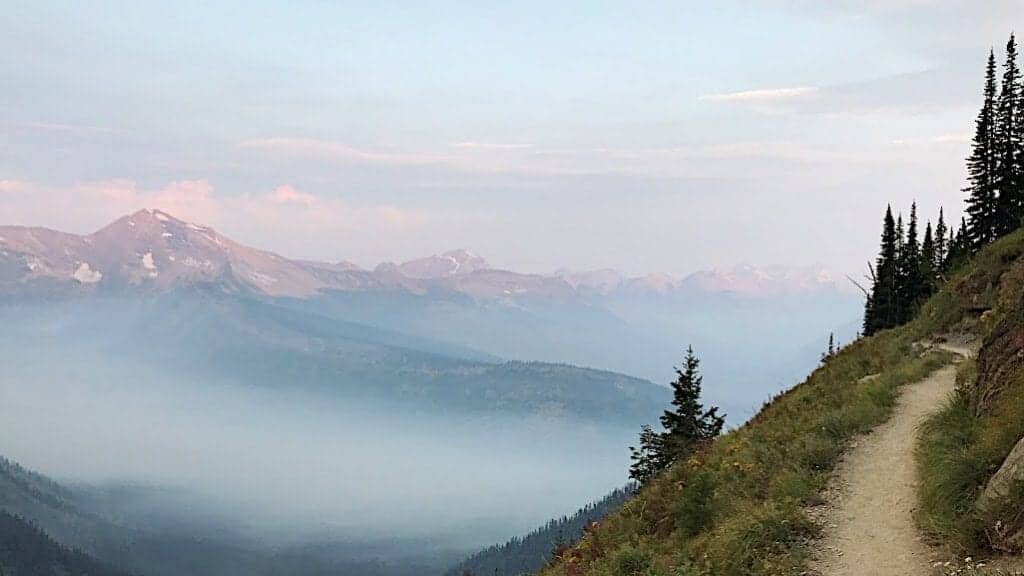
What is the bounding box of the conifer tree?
[864,206,900,335]
[947,218,971,268]
[629,347,723,484]
[822,333,835,362]
[659,347,724,456]
[966,49,1001,248]
[920,221,936,298]
[935,207,948,272]
[899,203,924,320]
[996,34,1024,237]
[628,425,666,485]
[894,213,906,323]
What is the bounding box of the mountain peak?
[397,248,489,279]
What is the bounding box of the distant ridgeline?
[862,33,1024,336]
[446,486,634,576]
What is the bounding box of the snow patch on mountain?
[73,262,102,284]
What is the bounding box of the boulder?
[978,435,1024,551]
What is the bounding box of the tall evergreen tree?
[996,35,1024,237]
[935,207,948,272]
[894,213,906,323]
[947,218,971,268]
[864,206,900,335]
[899,203,924,320]
[659,347,724,456]
[966,49,1001,248]
[920,221,937,298]
[629,347,723,484]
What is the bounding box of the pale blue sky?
[1,1,1020,274]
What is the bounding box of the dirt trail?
[810,343,971,576]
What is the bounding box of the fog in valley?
[1,344,634,549]
[0,245,861,575]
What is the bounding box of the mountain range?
[0,209,851,301]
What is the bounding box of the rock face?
[979,436,1024,513]
[978,435,1024,551]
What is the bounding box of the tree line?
[861,203,966,334]
[448,486,635,576]
[864,33,1024,335]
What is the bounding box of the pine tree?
[629,347,724,484]
[935,207,948,272]
[628,425,666,485]
[659,347,724,457]
[822,332,835,363]
[996,35,1024,238]
[966,49,1001,248]
[864,206,900,335]
[899,203,924,320]
[947,218,971,268]
[894,213,907,323]
[920,221,937,298]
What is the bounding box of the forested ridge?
[0,511,130,576]
[446,487,634,576]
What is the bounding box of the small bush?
[674,472,715,537]
[612,545,652,576]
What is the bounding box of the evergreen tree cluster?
[862,203,963,335]
[445,486,635,576]
[966,35,1024,246]
[863,33,1024,335]
[628,347,724,484]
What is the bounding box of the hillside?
[538,231,1024,576]
[446,486,635,576]
[0,511,131,576]
[0,290,667,424]
[0,455,473,576]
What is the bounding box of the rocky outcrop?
[978,435,1024,551]
[970,258,1024,415]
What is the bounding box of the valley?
[0,211,859,575]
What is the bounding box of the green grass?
[543,330,952,576]
[915,230,1024,556]
[917,363,1024,553]
[916,360,987,551]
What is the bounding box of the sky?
[1,0,1021,275]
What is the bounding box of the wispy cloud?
[891,132,972,146]
[239,137,452,166]
[0,178,429,255]
[450,141,534,150]
[0,180,35,194]
[700,86,819,103]
[10,121,127,136]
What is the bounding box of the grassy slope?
[916,229,1024,556]
[539,233,1024,576]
